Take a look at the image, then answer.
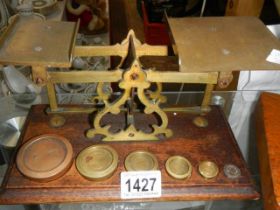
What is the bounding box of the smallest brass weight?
[166,156,192,180]
[198,161,219,179]
[49,114,66,128]
[125,150,158,171]
[223,164,241,179]
[193,116,208,128]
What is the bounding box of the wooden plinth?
[0,105,259,204]
[256,92,280,210]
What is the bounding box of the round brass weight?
[76,145,118,180]
[125,150,158,171]
[198,161,219,179]
[16,134,73,182]
[165,156,192,180]
[49,114,66,128]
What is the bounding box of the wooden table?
[256,92,280,210]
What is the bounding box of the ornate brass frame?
[45,31,218,141]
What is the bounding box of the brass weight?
[198,161,219,179]
[76,145,118,180]
[125,150,158,171]
[166,156,192,180]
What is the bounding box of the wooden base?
[0,105,259,204]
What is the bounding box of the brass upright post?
[47,82,58,111]
[201,84,214,109]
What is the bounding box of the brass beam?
[136,44,168,56]
[74,44,168,57]
[147,71,218,84]
[48,70,218,85]
[48,70,123,83]
[74,45,128,57]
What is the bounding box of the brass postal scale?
[0,15,279,204]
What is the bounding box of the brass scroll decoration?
[86,59,173,141]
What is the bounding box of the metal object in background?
[211,95,226,107]
[125,150,158,171]
[0,116,26,148]
[0,116,26,165]
[3,65,36,94]
[0,0,12,30]
[76,145,118,180]
[0,115,26,164]
[165,155,192,180]
[198,160,219,179]
[19,0,58,16]
[267,24,280,39]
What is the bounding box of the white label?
[120,171,161,199]
[266,49,280,64]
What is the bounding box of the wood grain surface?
[256,92,280,210]
[226,0,264,17]
[0,105,259,204]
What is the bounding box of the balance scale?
[0,15,279,204]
